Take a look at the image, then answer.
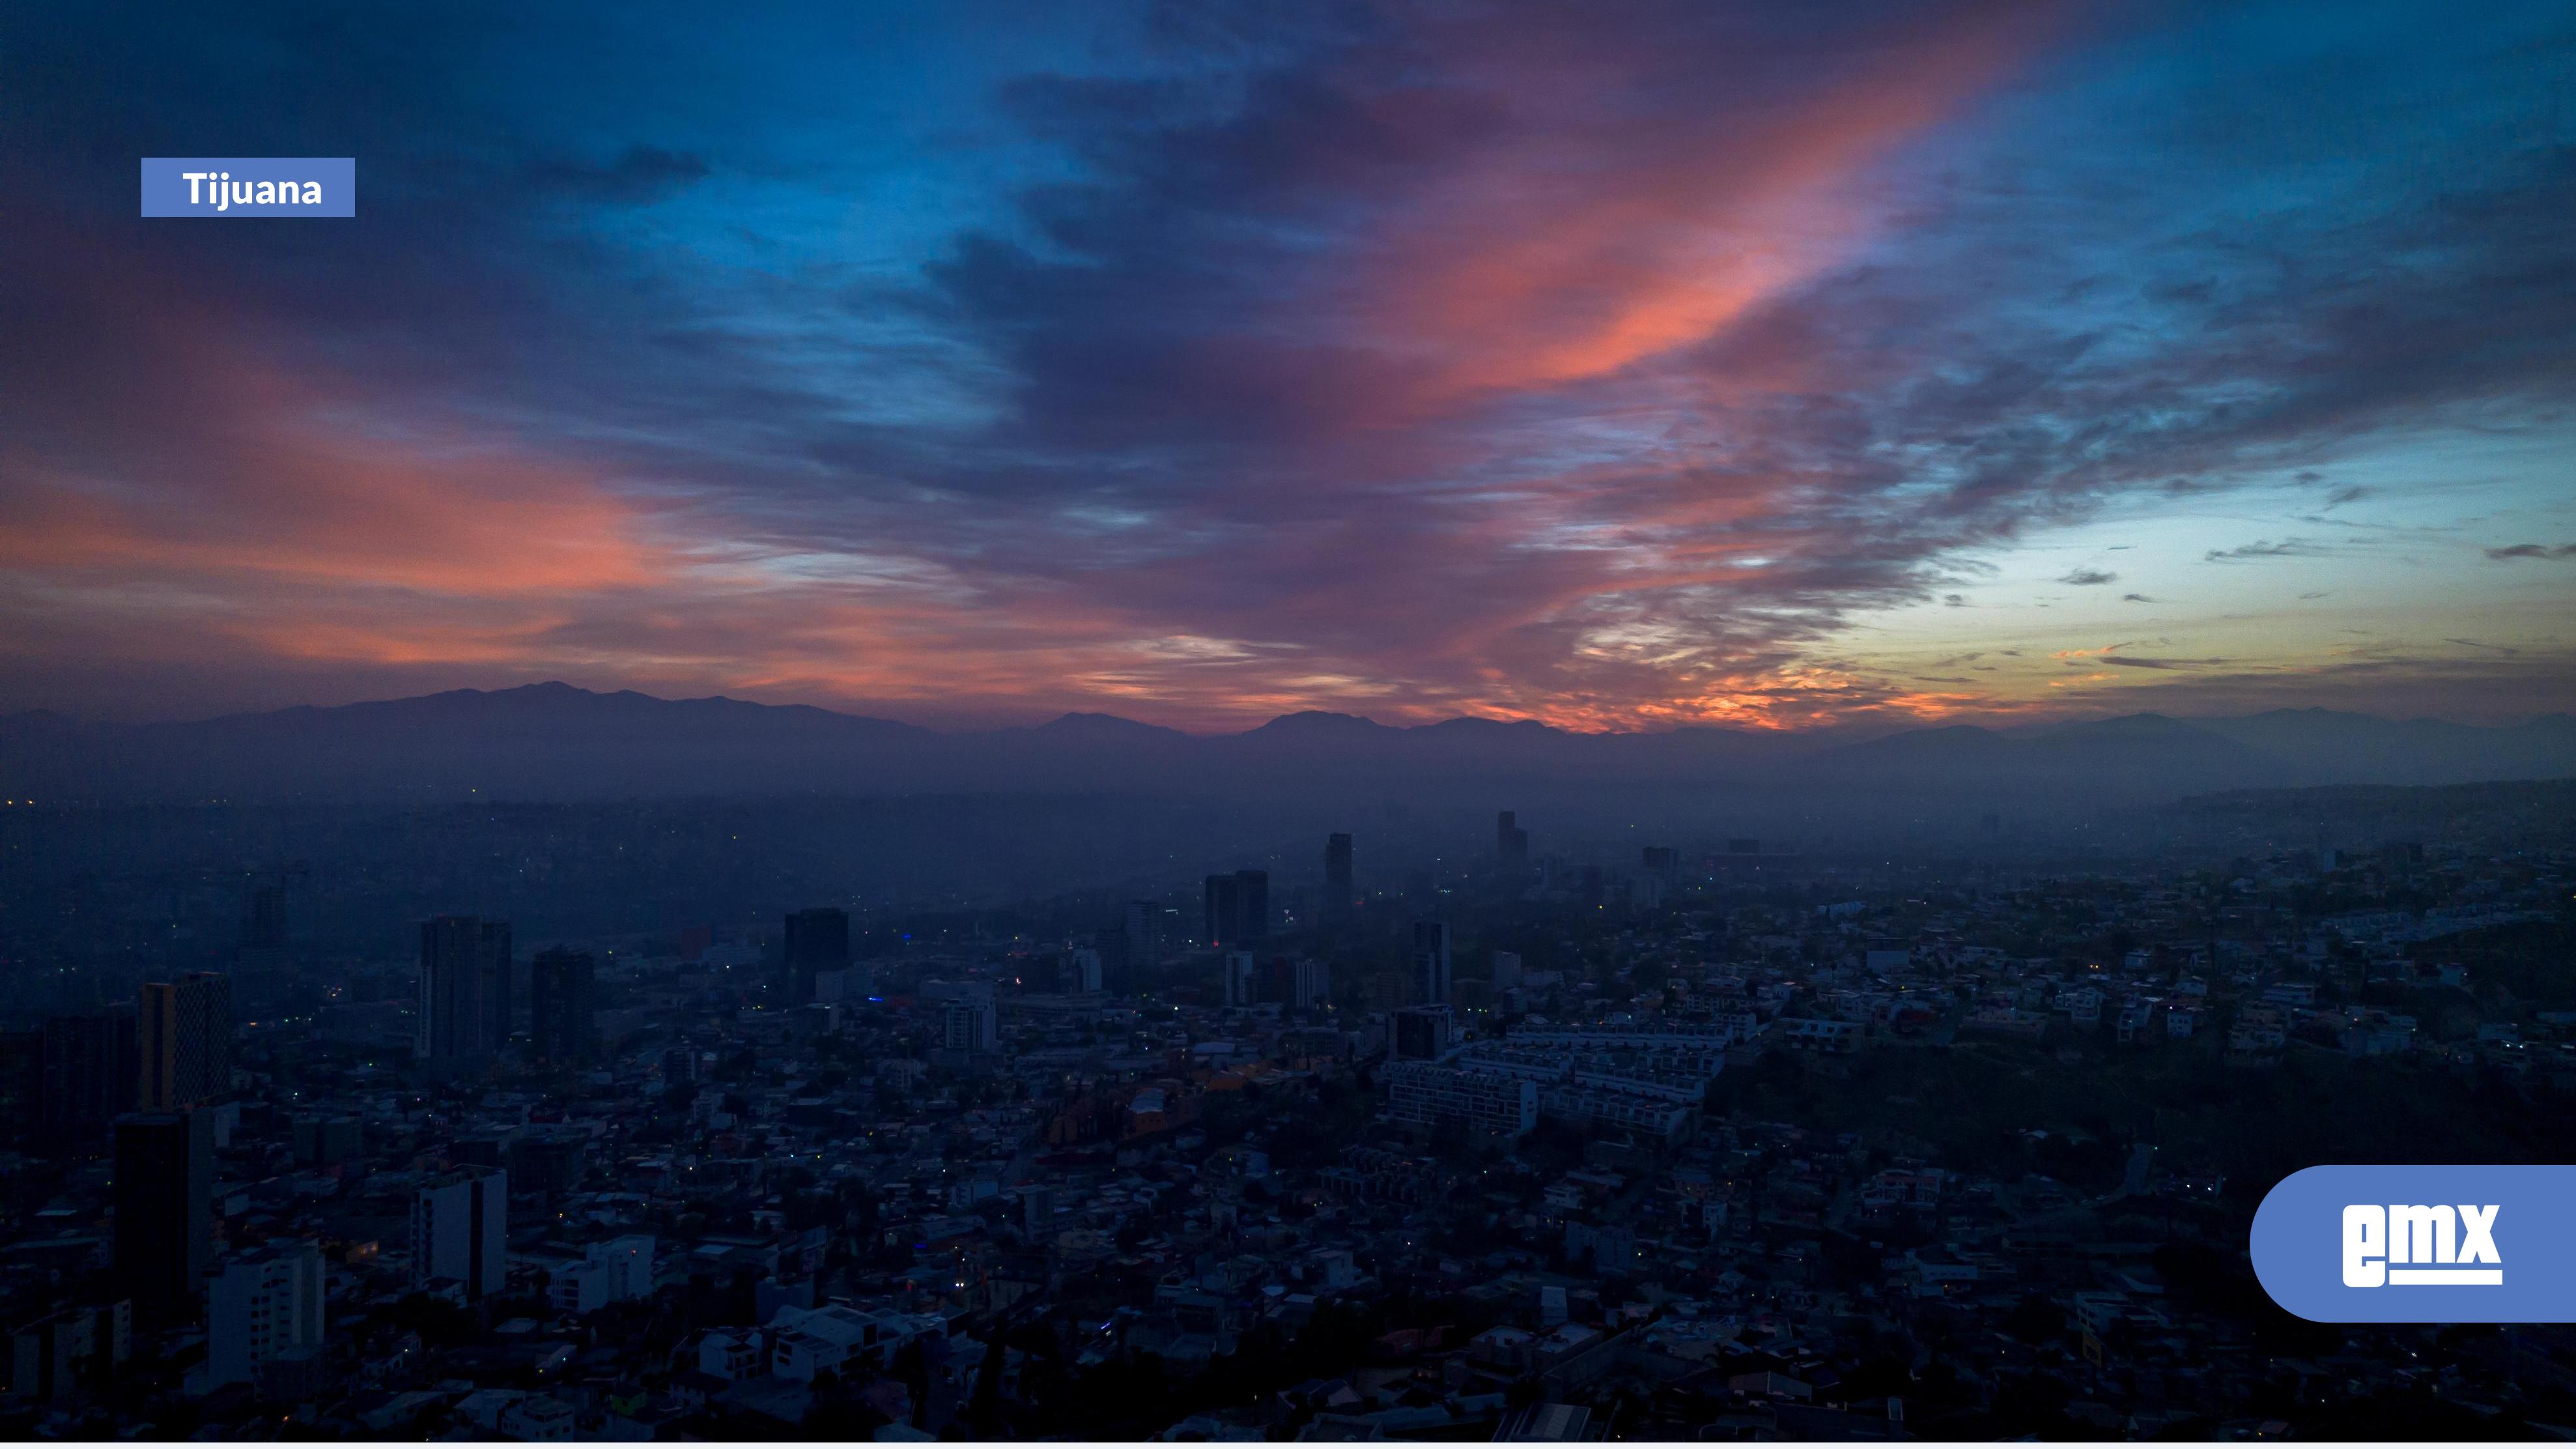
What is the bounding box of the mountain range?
[3,683,2572,812]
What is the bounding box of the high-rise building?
[1069,947,1104,994]
[1411,921,1452,1007]
[1293,958,1332,1012]
[42,1008,137,1149]
[1202,874,1239,948]
[1204,869,1269,947]
[1492,950,1523,991]
[0,1030,42,1153]
[1236,869,1269,945]
[941,984,999,1054]
[782,908,851,1007]
[418,915,511,1065]
[203,1241,325,1389]
[243,882,288,951]
[139,973,232,1111]
[115,1108,214,1325]
[414,1168,507,1298]
[528,947,598,1065]
[1641,846,1678,877]
[1497,811,1530,868]
[1323,833,1353,922]
[1221,951,1259,1009]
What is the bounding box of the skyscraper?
[1323,833,1353,923]
[114,1108,213,1326]
[782,907,851,1007]
[1202,874,1239,948]
[413,1168,508,1298]
[528,947,597,1065]
[42,1007,137,1149]
[418,916,511,1066]
[1497,811,1530,868]
[242,882,287,951]
[1411,921,1452,1007]
[138,972,232,1111]
[1204,869,1269,947]
[1293,957,1331,1012]
[1236,868,1269,945]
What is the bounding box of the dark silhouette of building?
[139,973,232,1111]
[1202,874,1238,948]
[1497,811,1530,867]
[0,1030,40,1151]
[41,1008,137,1150]
[1642,846,1678,876]
[243,882,287,950]
[781,908,851,1006]
[529,947,598,1065]
[1412,921,1452,1006]
[1324,833,1353,922]
[1238,870,1269,945]
[115,1108,213,1327]
[1203,869,1270,949]
[418,915,511,1066]
[1394,1005,1456,1060]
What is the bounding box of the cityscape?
[0,750,2571,1439]
[6,0,2576,1441]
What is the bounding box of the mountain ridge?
[3,681,2571,807]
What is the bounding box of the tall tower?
[115,1108,214,1326]
[139,972,233,1110]
[1202,874,1241,949]
[1411,921,1452,1007]
[1324,833,1353,923]
[1497,811,1530,868]
[42,1007,137,1148]
[529,947,597,1065]
[418,916,511,1065]
[1234,869,1269,946]
[782,907,851,1006]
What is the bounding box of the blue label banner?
[141,158,354,217]
[2251,1164,2576,1322]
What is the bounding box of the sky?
[3,0,2572,733]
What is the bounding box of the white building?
[767,1302,943,1381]
[1386,1061,1538,1136]
[412,1168,507,1298]
[941,987,999,1054]
[1292,957,1331,1011]
[203,1242,324,1389]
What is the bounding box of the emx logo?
[2254,1166,2573,1321]
[2342,1203,2500,1286]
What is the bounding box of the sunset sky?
[4,0,2572,732]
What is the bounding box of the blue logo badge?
[141,158,355,217]
[2251,1164,2576,1321]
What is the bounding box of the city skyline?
[5,1,2573,734]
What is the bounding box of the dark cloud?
[2204,538,2337,563]
[2059,567,2118,585]
[2486,543,2576,560]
